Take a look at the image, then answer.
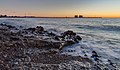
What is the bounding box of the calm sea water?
[0,18,120,65]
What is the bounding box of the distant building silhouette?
[74,15,83,18]
[79,15,83,18]
[0,15,7,18]
[74,15,78,18]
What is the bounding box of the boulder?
[48,32,56,36]
[91,51,99,58]
[62,30,76,36]
[61,30,82,43]
[62,41,75,47]
[0,24,17,29]
[36,26,44,31]
[26,28,36,31]
[76,35,82,41]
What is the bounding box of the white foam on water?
[1,18,120,67]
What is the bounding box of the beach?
[0,18,120,70]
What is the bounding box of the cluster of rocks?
[0,24,82,49]
[0,24,119,70]
[0,44,108,70]
[0,45,91,69]
[0,24,88,69]
[90,51,119,70]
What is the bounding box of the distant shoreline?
[0,16,103,18]
[1,16,120,18]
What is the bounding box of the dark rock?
[62,30,76,36]
[108,60,115,66]
[61,30,82,43]
[94,57,100,62]
[92,51,97,54]
[54,36,60,41]
[48,32,56,36]
[0,36,2,40]
[6,25,16,29]
[76,35,82,41]
[10,36,20,41]
[91,51,99,58]
[63,41,75,46]
[84,54,87,57]
[36,26,44,32]
[0,24,17,29]
[26,28,36,31]
[25,26,45,34]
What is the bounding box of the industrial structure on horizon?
[74,15,83,18]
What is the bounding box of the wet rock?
[36,26,44,31]
[76,35,82,41]
[84,54,88,57]
[94,57,100,62]
[91,51,99,58]
[54,36,60,41]
[48,32,56,36]
[0,24,17,30]
[62,30,76,36]
[108,60,115,67]
[6,25,16,29]
[63,41,75,46]
[26,28,36,31]
[61,30,82,43]
[25,26,45,34]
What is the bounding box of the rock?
[60,30,82,43]
[76,35,82,41]
[10,36,20,41]
[54,36,60,41]
[48,32,56,36]
[94,57,100,62]
[0,24,17,29]
[36,26,44,31]
[35,26,44,34]
[108,60,115,67]
[0,26,9,31]
[26,28,36,31]
[84,54,87,57]
[91,51,99,58]
[62,30,76,36]
[25,26,45,34]
[6,25,16,29]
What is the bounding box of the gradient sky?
[0,0,120,17]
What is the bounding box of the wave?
[77,25,120,32]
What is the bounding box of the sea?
[0,18,120,66]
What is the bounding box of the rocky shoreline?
[0,24,119,70]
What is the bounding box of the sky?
[0,0,120,17]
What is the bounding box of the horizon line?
[1,14,120,18]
